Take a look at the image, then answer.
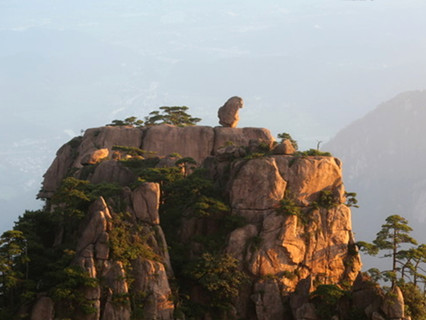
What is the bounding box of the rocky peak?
[24,120,405,320]
[39,124,274,199]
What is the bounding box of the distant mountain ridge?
[325,90,426,242]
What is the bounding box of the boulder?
[102,288,132,320]
[80,148,109,165]
[251,280,285,320]
[142,125,215,163]
[247,213,302,279]
[131,183,161,224]
[273,139,296,155]
[226,224,259,262]
[89,160,135,186]
[131,258,174,320]
[351,273,384,318]
[290,276,314,317]
[273,155,344,206]
[215,145,247,161]
[214,127,274,151]
[295,303,318,320]
[218,96,244,128]
[30,296,55,320]
[76,197,111,254]
[381,286,405,319]
[102,261,129,294]
[230,157,286,210]
[95,231,109,260]
[74,126,143,168]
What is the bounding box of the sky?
[1,0,426,240]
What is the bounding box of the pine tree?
[373,215,417,285]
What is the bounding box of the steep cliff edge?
[12,124,403,319]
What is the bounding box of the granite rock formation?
[218,96,244,128]
[26,122,405,320]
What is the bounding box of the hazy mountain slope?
[325,90,426,243]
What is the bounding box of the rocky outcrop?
[38,125,274,198]
[229,157,286,210]
[31,121,381,320]
[273,139,296,155]
[30,296,55,320]
[81,148,109,165]
[142,125,215,164]
[210,152,360,319]
[31,181,174,320]
[218,96,244,128]
[39,137,81,198]
[76,126,143,168]
[381,286,405,319]
[214,127,273,152]
[90,160,135,186]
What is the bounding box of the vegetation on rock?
[145,106,201,126]
[358,215,426,320]
[107,116,144,127]
[107,106,201,128]
[4,114,421,319]
[277,132,298,150]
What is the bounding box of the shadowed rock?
[218,96,244,128]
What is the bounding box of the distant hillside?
[325,90,426,243]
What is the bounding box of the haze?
[1,0,426,242]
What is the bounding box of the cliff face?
[31,124,363,320]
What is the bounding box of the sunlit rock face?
[31,123,366,320]
[218,96,244,128]
[219,154,360,319]
[38,124,274,198]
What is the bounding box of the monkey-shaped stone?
[218,96,244,128]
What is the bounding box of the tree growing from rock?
[107,116,144,127]
[398,244,426,286]
[358,215,423,286]
[145,106,201,126]
[358,215,426,319]
[375,215,417,283]
[107,106,201,128]
[277,132,298,150]
[0,230,28,310]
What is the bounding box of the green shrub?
[345,192,359,208]
[107,116,144,127]
[112,145,154,157]
[298,149,332,157]
[276,195,311,226]
[277,132,298,150]
[311,190,339,209]
[109,212,159,266]
[311,284,345,319]
[277,197,302,217]
[400,283,426,320]
[145,106,201,126]
[247,235,263,253]
[186,253,247,311]
[51,265,98,315]
[244,152,266,159]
